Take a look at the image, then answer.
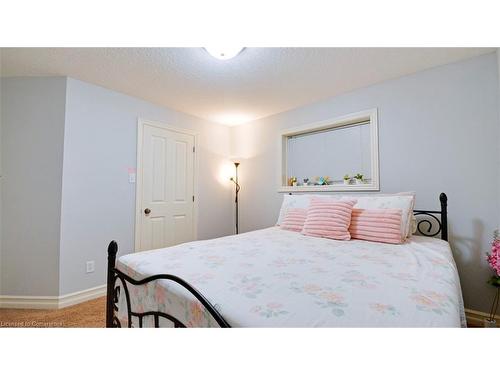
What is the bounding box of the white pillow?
[410,214,418,235]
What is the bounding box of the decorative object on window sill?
[229,162,241,234]
[289,176,382,186]
[485,230,500,327]
[354,173,364,185]
[315,176,330,186]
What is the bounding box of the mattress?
[116,227,466,327]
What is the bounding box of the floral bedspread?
[116,227,466,327]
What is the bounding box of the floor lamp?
[230,162,240,234]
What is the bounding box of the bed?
[106,192,466,328]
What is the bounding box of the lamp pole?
[230,162,240,234]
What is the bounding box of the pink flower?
[154,287,167,305]
[320,291,344,303]
[303,284,322,293]
[486,232,500,277]
[190,301,204,324]
[267,302,282,309]
[411,294,438,307]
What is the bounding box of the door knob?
[144,208,151,215]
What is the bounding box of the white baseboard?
[465,308,500,327]
[0,284,106,310]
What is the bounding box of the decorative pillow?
[276,194,315,226]
[301,198,357,240]
[343,193,415,241]
[349,208,404,244]
[276,193,351,226]
[280,208,308,232]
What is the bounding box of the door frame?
[134,118,199,252]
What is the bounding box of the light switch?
[129,173,136,183]
[86,261,95,273]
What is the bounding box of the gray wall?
[0,77,67,296]
[0,76,2,294]
[231,53,500,313]
[498,49,500,231]
[59,78,233,294]
[1,76,233,297]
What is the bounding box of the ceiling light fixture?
[204,47,244,60]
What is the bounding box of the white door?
[136,122,195,251]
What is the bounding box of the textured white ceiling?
[0,48,494,125]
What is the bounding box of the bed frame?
[106,192,448,328]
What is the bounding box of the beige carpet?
[0,297,106,328]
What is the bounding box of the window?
[279,109,379,192]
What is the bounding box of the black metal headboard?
[286,192,448,241]
[413,192,448,241]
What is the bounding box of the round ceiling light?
[204,47,244,60]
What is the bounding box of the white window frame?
[278,108,380,192]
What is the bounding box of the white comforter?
[116,227,465,327]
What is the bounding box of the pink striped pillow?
[301,198,357,240]
[349,208,403,244]
[280,208,308,232]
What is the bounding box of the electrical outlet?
[86,261,95,273]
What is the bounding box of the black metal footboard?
[106,241,231,328]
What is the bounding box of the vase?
[484,318,497,328]
[344,180,350,185]
[355,179,363,185]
